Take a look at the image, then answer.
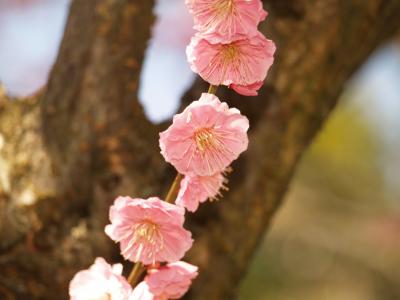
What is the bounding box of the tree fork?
[0,1,400,299]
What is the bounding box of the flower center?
[222,44,239,63]
[194,128,217,152]
[104,293,112,300]
[213,0,235,17]
[133,221,161,246]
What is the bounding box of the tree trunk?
[0,0,399,299]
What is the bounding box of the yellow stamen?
[133,221,161,246]
[222,44,239,63]
[213,0,235,17]
[194,128,216,152]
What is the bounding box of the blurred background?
[1,1,399,299]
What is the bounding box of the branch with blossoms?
[68,1,275,299]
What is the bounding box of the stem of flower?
[208,84,219,95]
[165,173,184,204]
[127,85,214,288]
[127,262,144,286]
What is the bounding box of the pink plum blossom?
[105,197,193,265]
[230,81,264,96]
[185,0,267,42]
[69,257,131,300]
[159,93,249,176]
[130,262,198,300]
[146,261,198,299]
[186,32,276,95]
[176,172,226,212]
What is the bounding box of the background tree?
[0,0,400,299]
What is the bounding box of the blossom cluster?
[70,258,197,300]
[186,0,276,96]
[69,1,275,299]
[160,93,248,212]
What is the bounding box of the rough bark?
[0,0,400,299]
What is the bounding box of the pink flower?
[185,0,267,42]
[230,81,264,96]
[69,257,131,300]
[186,32,276,95]
[105,197,193,265]
[146,261,198,299]
[130,262,198,300]
[159,93,249,176]
[176,172,226,212]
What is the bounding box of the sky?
[0,0,196,122]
